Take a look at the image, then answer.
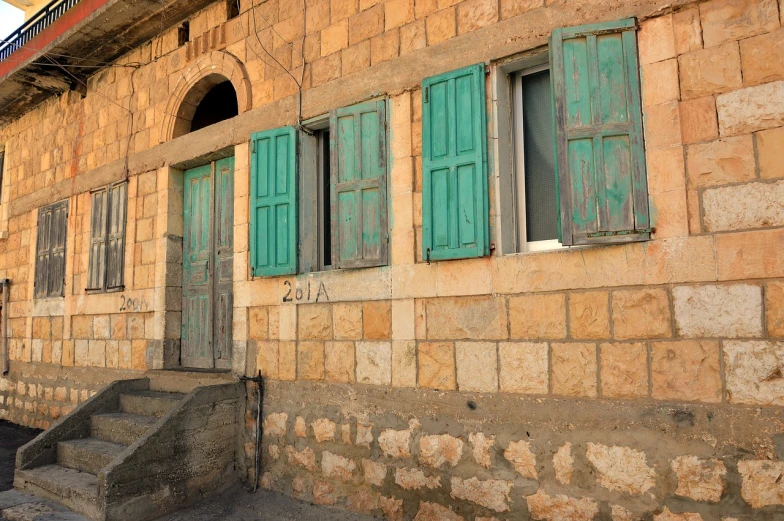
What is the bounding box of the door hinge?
[423,87,429,103]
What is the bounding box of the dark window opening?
[520,68,557,243]
[227,0,240,20]
[190,81,239,133]
[319,130,332,268]
[178,22,190,46]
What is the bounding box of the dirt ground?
[0,420,39,492]
[157,484,375,521]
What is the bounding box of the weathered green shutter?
[550,19,650,246]
[250,127,298,276]
[421,64,489,261]
[330,100,388,269]
[87,188,108,290]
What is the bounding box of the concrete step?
[91,412,159,446]
[57,439,125,475]
[119,390,184,418]
[147,369,234,394]
[14,465,99,520]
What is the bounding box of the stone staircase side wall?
[101,382,245,521]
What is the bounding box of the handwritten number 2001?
[119,295,146,312]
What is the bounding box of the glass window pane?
[521,70,558,243]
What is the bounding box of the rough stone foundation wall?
[0,0,781,518]
[253,381,784,520]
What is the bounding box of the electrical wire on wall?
[245,0,308,130]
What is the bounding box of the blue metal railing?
[0,0,81,62]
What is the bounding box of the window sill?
[503,243,587,257]
[85,286,125,295]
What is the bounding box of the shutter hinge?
[251,266,256,278]
[251,140,255,154]
[423,87,429,103]
[485,65,491,75]
[426,247,431,265]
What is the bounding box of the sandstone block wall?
[0,0,782,518]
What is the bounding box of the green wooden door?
[182,159,234,369]
[213,157,234,369]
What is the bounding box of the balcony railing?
[0,0,81,62]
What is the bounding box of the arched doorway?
[161,51,251,143]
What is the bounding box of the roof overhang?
[0,0,216,125]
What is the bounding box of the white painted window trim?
[511,63,566,254]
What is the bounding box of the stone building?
[0,0,783,518]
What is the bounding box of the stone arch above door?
[161,51,251,142]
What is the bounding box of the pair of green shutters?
[250,101,387,276]
[422,18,650,259]
[250,18,650,275]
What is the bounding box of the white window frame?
[512,63,566,254]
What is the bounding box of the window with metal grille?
[87,182,127,292]
[35,200,69,299]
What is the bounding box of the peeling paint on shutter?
[330,100,388,269]
[421,64,489,261]
[551,18,651,246]
[250,127,298,276]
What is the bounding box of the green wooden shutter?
[551,18,650,246]
[330,100,388,269]
[421,63,489,261]
[250,127,298,276]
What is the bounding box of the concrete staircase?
[12,372,244,521]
